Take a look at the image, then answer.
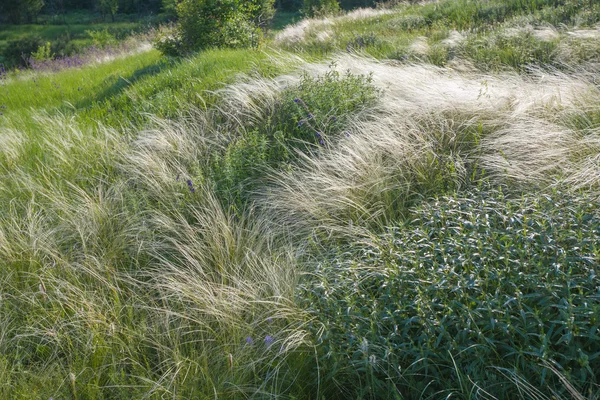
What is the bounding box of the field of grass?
[1,0,600,398]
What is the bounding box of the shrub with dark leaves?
[300,187,600,399]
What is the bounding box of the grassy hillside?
[1,0,600,398]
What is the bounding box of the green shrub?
[300,187,600,398]
[172,0,274,53]
[31,42,54,62]
[86,29,118,48]
[2,35,43,68]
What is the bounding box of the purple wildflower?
[246,336,254,345]
[319,139,325,146]
[297,120,304,127]
[294,98,300,103]
[265,335,274,347]
[315,132,322,138]
[267,317,273,323]
[186,179,196,193]
[307,113,314,119]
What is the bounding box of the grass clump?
[212,68,380,205]
[464,30,558,72]
[300,187,600,399]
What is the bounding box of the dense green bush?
[168,0,275,53]
[87,28,118,48]
[300,188,600,399]
[2,35,44,67]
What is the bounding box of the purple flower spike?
[319,139,325,146]
[307,113,314,119]
[186,179,193,187]
[294,98,300,103]
[315,132,322,138]
[189,187,195,193]
[297,120,304,127]
[246,336,254,345]
[265,335,274,347]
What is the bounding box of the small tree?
[22,0,45,23]
[46,0,66,22]
[99,0,118,21]
[173,0,274,52]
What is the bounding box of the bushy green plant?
[86,28,118,48]
[2,35,43,67]
[153,24,184,56]
[173,0,274,53]
[31,41,54,62]
[300,187,600,398]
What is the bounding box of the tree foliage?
[0,0,45,23]
[99,0,118,21]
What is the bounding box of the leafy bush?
[2,35,43,68]
[300,188,600,398]
[31,42,54,62]
[171,0,275,53]
[87,29,118,49]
